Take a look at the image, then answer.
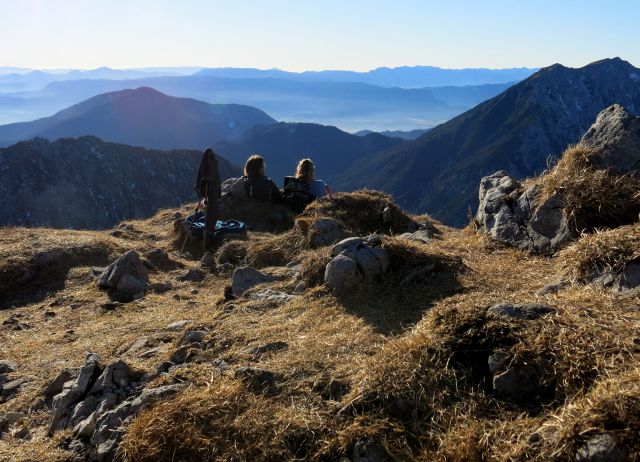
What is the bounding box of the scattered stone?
[1,377,27,401]
[537,280,568,295]
[211,359,230,373]
[231,266,277,297]
[308,218,346,248]
[330,237,363,257]
[149,282,173,294]
[139,347,162,359]
[12,424,31,440]
[492,365,540,403]
[177,268,205,282]
[44,369,78,399]
[181,330,206,345]
[575,433,627,462]
[487,303,556,320]
[248,289,297,305]
[200,251,215,269]
[398,229,433,243]
[0,360,17,373]
[2,314,31,330]
[245,341,289,357]
[166,320,192,331]
[154,361,174,376]
[235,367,278,392]
[98,250,150,296]
[292,281,307,294]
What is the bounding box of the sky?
[0,0,638,71]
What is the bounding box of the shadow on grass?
[337,268,464,336]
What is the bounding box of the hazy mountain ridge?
[0,87,276,149]
[0,136,240,229]
[336,58,640,226]
[214,122,403,184]
[0,75,514,130]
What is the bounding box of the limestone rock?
[49,353,102,434]
[245,341,289,357]
[325,254,363,296]
[476,171,573,254]
[248,289,297,305]
[581,104,640,174]
[176,268,205,282]
[98,251,149,296]
[231,266,276,297]
[575,433,627,462]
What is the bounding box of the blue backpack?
[185,212,248,240]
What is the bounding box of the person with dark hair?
[194,147,221,244]
[242,154,282,202]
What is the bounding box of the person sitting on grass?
[242,154,282,202]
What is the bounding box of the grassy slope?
[0,197,638,461]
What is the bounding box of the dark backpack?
[282,176,315,213]
[243,176,274,201]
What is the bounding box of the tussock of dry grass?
[534,143,640,232]
[303,190,418,235]
[558,222,640,281]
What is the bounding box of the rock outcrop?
[475,171,572,254]
[47,353,183,461]
[98,250,149,298]
[581,104,640,173]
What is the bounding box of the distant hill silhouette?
[336,58,640,226]
[354,128,430,140]
[0,136,240,229]
[214,122,403,185]
[0,75,513,130]
[0,87,276,149]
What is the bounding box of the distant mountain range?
[0,136,240,229]
[214,122,403,185]
[194,65,537,88]
[336,58,640,226]
[0,74,515,130]
[354,129,430,140]
[0,87,276,149]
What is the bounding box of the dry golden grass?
[1,192,638,462]
[558,222,640,282]
[533,143,640,232]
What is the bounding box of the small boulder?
[245,341,289,357]
[0,360,17,374]
[98,251,149,296]
[248,289,297,305]
[324,254,363,296]
[1,377,27,401]
[166,320,192,331]
[231,267,276,297]
[575,433,627,462]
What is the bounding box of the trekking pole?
[202,183,208,256]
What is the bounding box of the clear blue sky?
[1,0,638,71]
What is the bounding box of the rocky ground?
[0,104,639,461]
